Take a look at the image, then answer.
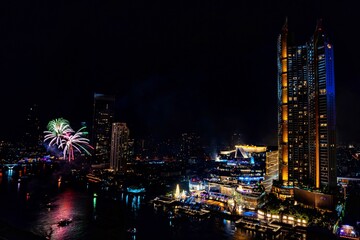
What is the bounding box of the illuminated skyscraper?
[110,122,130,172]
[277,19,336,190]
[264,148,279,193]
[92,93,116,166]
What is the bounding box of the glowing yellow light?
[234,145,267,153]
[175,184,180,199]
[282,166,288,181]
[282,73,287,87]
[282,105,288,120]
[282,126,288,143]
[282,40,287,58]
[281,59,287,72]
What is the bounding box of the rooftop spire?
[316,18,323,31]
[282,17,288,32]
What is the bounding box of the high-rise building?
[23,103,43,155]
[178,132,202,165]
[264,147,279,193]
[110,122,130,172]
[277,19,336,191]
[92,93,116,166]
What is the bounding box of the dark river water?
[0,164,333,240]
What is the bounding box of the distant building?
[230,132,244,148]
[92,93,116,167]
[110,122,130,172]
[277,19,336,192]
[23,104,43,152]
[178,132,202,165]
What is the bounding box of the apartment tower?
[277,19,336,190]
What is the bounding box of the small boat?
[58,218,72,227]
[127,227,137,235]
[127,185,146,194]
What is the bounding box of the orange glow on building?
[282,145,288,163]
[282,74,287,87]
[282,166,288,181]
[282,39,287,58]
[282,125,288,143]
[282,59,287,72]
[282,106,288,121]
[316,118,320,188]
[282,89,288,104]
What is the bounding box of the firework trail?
[44,118,93,162]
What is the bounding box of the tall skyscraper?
[277,19,336,191]
[23,103,43,155]
[92,93,116,166]
[110,122,130,172]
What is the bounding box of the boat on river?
[57,218,72,227]
[127,185,146,194]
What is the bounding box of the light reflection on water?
[1,169,263,240]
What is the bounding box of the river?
[0,163,334,240]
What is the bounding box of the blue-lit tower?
[308,20,336,189]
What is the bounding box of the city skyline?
[1,1,360,146]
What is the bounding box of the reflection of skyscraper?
[110,122,130,172]
[277,19,336,191]
[92,93,116,166]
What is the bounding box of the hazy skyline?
[1,1,359,146]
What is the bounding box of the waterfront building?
[277,19,336,194]
[263,147,279,193]
[188,177,206,192]
[215,145,267,183]
[202,145,267,212]
[234,183,266,211]
[110,122,130,172]
[92,93,116,167]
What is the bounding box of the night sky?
[1,1,359,146]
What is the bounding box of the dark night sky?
[1,1,359,146]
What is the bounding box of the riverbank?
[0,220,47,240]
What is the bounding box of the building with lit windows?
[203,145,267,211]
[276,19,336,196]
[215,145,267,183]
[178,132,202,165]
[110,122,130,172]
[263,147,279,193]
[92,93,116,167]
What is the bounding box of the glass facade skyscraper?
[277,19,336,190]
[110,122,130,172]
[92,93,116,166]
